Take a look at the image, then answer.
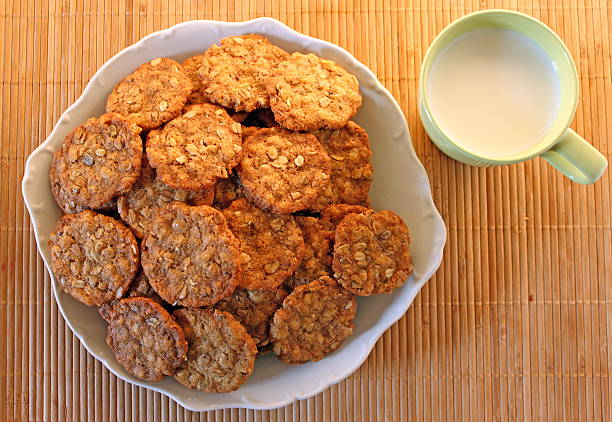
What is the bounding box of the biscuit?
[117,157,190,239]
[48,211,139,306]
[284,217,333,290]
[319,204,369,232]
[332,209,412,295]
[49,113,143,213]
[106,57,192,130]
[173,308,257,393]
[181,54,208,104]
[141,203,241,307]
[99,297,187,381]
[222,198,305,290]
[211,171,244,209]
[146,103,242,191]
[309,122,373,211]
[197,34,289,112]
[126,271,165,305]
[187,187,215,207]
[214,287,288,350]
[270,276,356,364]
[237,127,331,214]
[267,52,362,131]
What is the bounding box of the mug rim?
[419,9,579,164]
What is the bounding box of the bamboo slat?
[0,0,610,421]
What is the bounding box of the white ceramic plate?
[22,18,446,411]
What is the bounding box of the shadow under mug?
[419,9,607,184]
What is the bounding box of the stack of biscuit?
[47,34,413,392]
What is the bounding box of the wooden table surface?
[1,1,610,421]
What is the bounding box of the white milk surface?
[427,27,561,157]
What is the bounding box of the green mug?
[419,9,607,184]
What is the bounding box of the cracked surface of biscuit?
[309,122,373,211]
[173,308,257,393]
[146,103,243,191]
[99,297,187,382]
[222,198,305,290]
[237,127,331,214]
[141,203,241,307]
[319,204,369,232]
[106,57,192,130]
[332,209,412,295]
[49,113,143,213]
[270,276,356,364]
[117,158,190,239]
[48,210,139,306]
[284,217,333,290]
[214,287,288,350]
[197,34,289,112]
[267,52,362,131]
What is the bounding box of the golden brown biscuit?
[309,122,373,211]
[106,57,192,130]
[173,308,257,392]
[146,103,242,191]
[117,157,190,239]
[270,276,356,364]
[332,209,412,295]
[181,54,208,104]
[222,198,305,290]
[284,217,333,290]
[49,113,143,213]
[267,53,362,131]
[319,204,369,232]
[197,34,289,111]
[48,211,139,306]
[99,297,187,381]
[237,127,331,214]
[125,271,165,305]
[214,287,288,350]
[141,203,241,307]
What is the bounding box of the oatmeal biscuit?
[237,127,331,214]
[212,171,244,209]
[197,34,289,111]
[106,57,192,130]
[270,276,356,364]
[319,204,369,232]
[284,217,333,290]
[117,158,190,238]
[141,203,241,307]
[146,103,242,191]
[214,287,288,350]
[309,122,373,210]
[222,198,305,290]
[267,52,362,131]
[49,113,143,213]
[187,187,215,206]
[48,211,139,306]
[173,308,257,392]
[99,297,187,381]
[332,209,412,295]
[182,54,208,104]
[126,271,165,305]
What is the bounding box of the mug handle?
[541,129,607,184]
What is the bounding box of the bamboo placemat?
[1,0,610,421]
